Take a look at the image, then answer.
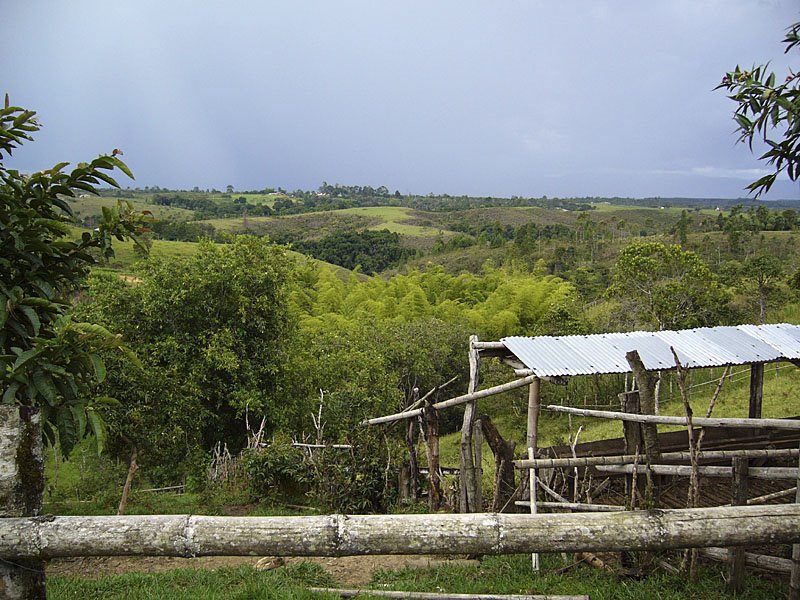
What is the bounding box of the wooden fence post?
[729,457,748,595]
[749,363,764,419]
[0,405,45,599]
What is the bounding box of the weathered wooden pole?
[791,442,800,600]
[0,405,46,599]
[544,405,800,430]
[729,457,749,594]
[460,335,481,513]
[3,506,800,559]
[749,363,764,419]
[527,376,541,571]
[407,389,420,502]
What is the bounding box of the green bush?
[244,436,310,502]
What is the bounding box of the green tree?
[718,22,800,196]
[1,96,146,455]
[83,236,297,466]
[609,242,732,330]
[743,252,785,323]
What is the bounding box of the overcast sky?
[4,1,800,199]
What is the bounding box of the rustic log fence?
[2,505,800,559]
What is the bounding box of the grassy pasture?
[71,195,195,221]
[47,553,787,599]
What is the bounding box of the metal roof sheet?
[501,324,800,377]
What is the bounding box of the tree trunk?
[0,406,46,599]
[478,415,516,512]
[117,446,138,516]
[625,350,661,463]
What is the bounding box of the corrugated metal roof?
[501,323,800,377]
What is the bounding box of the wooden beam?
[699,547,793,574]
[544,404,800,430]
[363,375,539,426]
[514,448,800,470]
[594,464,797,480]
[515,501,624,512]
[729,457,749,594]
[4,506,800,559]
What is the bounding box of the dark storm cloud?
[4,0,799,198]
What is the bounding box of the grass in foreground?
[47,554,788,599]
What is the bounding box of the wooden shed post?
[749,362,764,419]
[0,405,46,599]
[527,376,541,571]
[459,335,480,513]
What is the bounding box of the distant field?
[337,207,449,238]
[71,195,195,221]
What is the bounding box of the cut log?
[3,505,800,559]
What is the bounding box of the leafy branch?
[718,22,800,197]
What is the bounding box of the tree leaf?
[32,370,58,405]
[89,353,106,383]
[87,408,108,455]
[19,305,40,336]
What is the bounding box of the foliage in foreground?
[0,96,148,455]
[719,21,800,197]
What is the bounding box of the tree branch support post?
[478,415,516,512]
[423,400,442,511]
[460,335,480,513]
[0,405,46,599]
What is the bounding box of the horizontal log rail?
[3,505,800,559]
[363,375,538,426]
[594,464,798,480]
[515,501,624,512]
[699,547,793,574]
[544,405,800,430]
[514,448,800,470]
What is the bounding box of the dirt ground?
[47,555,477,587]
